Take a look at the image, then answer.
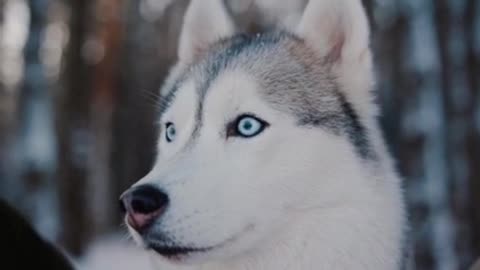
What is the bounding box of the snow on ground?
[79,235,154,270]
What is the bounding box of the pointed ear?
[178,0,235,63]
[296,0,370,63]
[296,0,375,118]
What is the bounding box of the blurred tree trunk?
[0,0,8,193]
[15,0,59,241]
[56,0,93,256]
[465,0,480,263]
[371,0,480,269]
[434,0,476,267]
[87,0,123,235]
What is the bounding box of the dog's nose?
[120,184,169,232]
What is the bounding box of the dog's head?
[121,0,375,264]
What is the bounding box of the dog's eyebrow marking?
[290,86,374,160]
[159,83,180,117]
[188,33,281,141]
[158,34,271,143]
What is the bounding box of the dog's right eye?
[227,114,269,138]
[165,122,176,142]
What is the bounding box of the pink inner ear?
[325,29,346,63]
[191,40,211,62]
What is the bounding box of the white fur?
[178,0,235,63]
[136,70,404,270]
[123,1,406,270]
[80,236,154,270]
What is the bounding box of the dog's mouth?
[149,245,212,260]
[146,224,255,262]
[148,237,229,262]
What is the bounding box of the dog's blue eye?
[231,115,267,138]
[165,122,176,142]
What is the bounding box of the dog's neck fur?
[194,191,402,270]
[196,138,404,270]
[154,162,402,270]
[148,126,404,270]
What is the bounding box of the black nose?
[120,185,169,230]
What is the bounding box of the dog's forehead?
[159,31,373,159]
[162,32,337,116]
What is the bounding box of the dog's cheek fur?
[146,104,375,261]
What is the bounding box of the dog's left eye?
[165,122,176,142]
[227,114,268,138]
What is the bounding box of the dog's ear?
[178,0,235,63]
[296,0,370,64]
[296,0,375,117]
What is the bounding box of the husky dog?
[120,0,406,269]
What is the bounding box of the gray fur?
[159,31,373,159]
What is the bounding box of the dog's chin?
[125,226,217,263]
[142,224,256,264]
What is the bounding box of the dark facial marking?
[337,93,374,159]
[159,83,180,116]
[189,33,284,140]
[159,32,288,119]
